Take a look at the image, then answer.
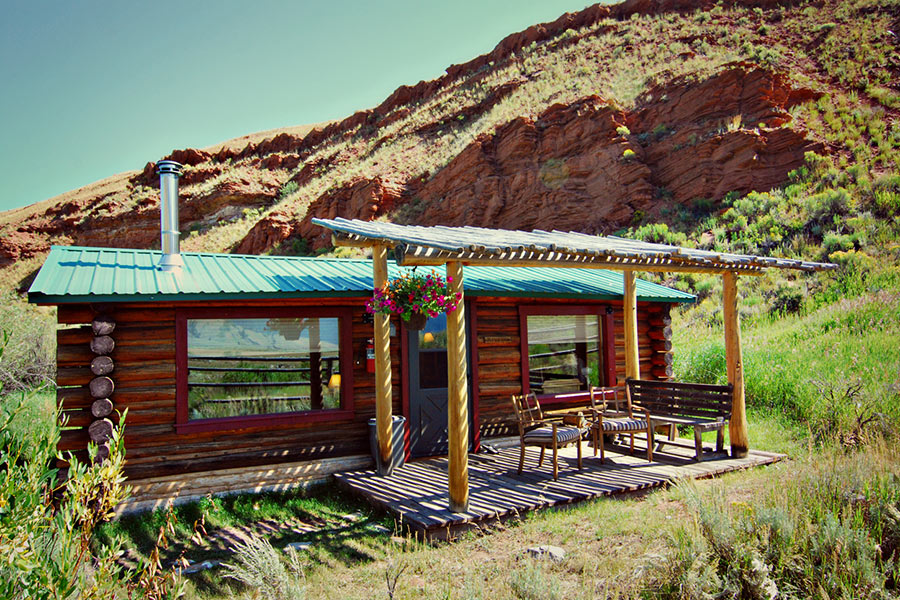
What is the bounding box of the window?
[418,313,448,389]
[176,308,353,432]
[519,306,614,400]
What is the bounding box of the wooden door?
[407,312,473,458]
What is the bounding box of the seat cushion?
[524,425,584,445]
[593,417,647,433]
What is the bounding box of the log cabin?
[26,163,836,513]
[27,243,692,507]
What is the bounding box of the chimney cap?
[157,160,183,175]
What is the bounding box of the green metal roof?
[27,246,695,304]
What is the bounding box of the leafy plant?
[366,269,461,323]
[222,533,305,600]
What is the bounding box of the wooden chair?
[511,393,586,480]
[589,386,654,464]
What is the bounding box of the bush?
[0,295,54,393]
[769,283,803,315]
[278,180,300,200]
[0,395,170,598]
[222,533,305,600]
[805,187,852,222]
[829,249,876,275]
[632,223,688,246]
[653,445,900,599]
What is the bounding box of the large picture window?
[176,308,353,432]
[519,306,614,401]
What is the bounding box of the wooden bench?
[626,378,733,461]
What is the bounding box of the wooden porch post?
[623,270,640,381]
[372,245,393,474]
[446,261,469,512]
[723,271,749,458]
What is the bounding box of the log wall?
[57,301,403,481]
[55,296,675,482]
[473,298,673,439]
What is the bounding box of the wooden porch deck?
[335,439,784,538]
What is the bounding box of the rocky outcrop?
[238,177,405,254]
[0,230,51,267]
[349,66,819,238]
[415,98,651,233]
[630,65,823,206]
[298,177,404,245]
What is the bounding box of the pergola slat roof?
[312,218,837,274]
[311,217,835,513]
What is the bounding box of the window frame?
[518,304,616,407]
[175,306,355,434]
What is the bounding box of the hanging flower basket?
[366,269,462,329]
[405,313,428,331]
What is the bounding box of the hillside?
[1,0,898,301]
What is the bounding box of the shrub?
[768,283,803,315]
[655,445,900,599]
[278,180,300,200]
[829,249,876,275]
[804,188,851,222]
[508,561,561,600]
[622,148,637,161]
[632,223,687,246]
[222,533,305,600]
[0,295,54,393]
[615,125,631,136]
[822,231,855,255]
[0,397,185,599]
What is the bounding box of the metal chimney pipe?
[156,160,184,272]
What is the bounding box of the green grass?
[674,283,900,443]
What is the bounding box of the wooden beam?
[331,233,388,248]
[623,270,640,381]
[723,271,748,458]
[396,255,766,275]
[372,245,393,474]
[445,261,469,513]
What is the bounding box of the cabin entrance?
[407,311,473,458]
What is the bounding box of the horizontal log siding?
[473,298,675,439]
[56,296,675,482]
[56,301,401,480]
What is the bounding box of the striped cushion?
[593,418,647,433]
[524,425,584,444]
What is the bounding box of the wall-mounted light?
[328,373,341,389]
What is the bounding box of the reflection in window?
[527,314,601,395]
[187,317,341,420]
[419,314,448,389]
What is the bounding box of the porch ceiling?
[312,217,837,274]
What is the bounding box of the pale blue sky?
[0,0,597,213]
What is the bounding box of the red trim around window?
[518,304,614,408]
[175,306,355,434]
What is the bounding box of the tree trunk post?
[445,261,469,513]
[372,245,393,474]
[623,270,641,381]
[723,271,749,458]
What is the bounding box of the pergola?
[312,217,836,513]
